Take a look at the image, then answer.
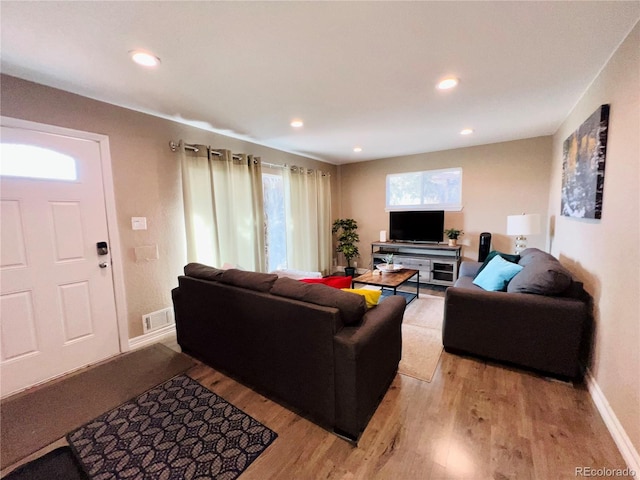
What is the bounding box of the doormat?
[1,344,195,470]
[68,374,277,480]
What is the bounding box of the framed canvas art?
[561,104,610,219]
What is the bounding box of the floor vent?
[142,307,174,334]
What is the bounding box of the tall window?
[261,167,332,275]
[262,172,287,272]
[180,140,330,274]
[386,167,462,211]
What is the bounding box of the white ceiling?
[1,2,639,164]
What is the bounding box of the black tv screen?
[389,211,444,243]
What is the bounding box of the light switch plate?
[131,217,147,230]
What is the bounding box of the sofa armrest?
[443,287,587,379]
[459,261,482,278]
[333,295,405,439]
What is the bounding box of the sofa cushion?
[341,288,382,308]
[271,277,366,325]
[300,276,352,289]
[184,263,225,281]
[475,250,520,277]
[507,259,573,295]
[220,269,278,293]
[473,255,523,291]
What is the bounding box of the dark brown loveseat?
[443,248,589,380]
[172,264,406,441]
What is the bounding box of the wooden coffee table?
[352,269,419,303]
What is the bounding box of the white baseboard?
[585,368,640,474]
[128,324,177,351]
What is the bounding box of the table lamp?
[507,213,540,254]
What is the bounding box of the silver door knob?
[99,262,109,268]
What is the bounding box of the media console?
[371,241,462,287]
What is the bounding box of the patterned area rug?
[67,375,277,480]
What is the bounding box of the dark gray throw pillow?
[184,263,225,281]
[517,248,556,267]
[507,259,572,295]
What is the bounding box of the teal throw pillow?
[475,250,520,277]
[473,255,524,291]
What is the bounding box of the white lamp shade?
[507,214,540,236]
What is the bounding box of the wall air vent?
[142,307,174,334]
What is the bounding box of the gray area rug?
[67,374,277,480]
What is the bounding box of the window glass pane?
[386,167,462,211]
[1,144,77,181]
[422,168,461,205]
[387,173,421,206]
[262,173,287,271]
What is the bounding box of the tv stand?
[371,241,461,287]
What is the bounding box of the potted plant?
[444,228,464,247]
[332,218,360,278]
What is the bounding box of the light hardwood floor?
[3,330,629,479]
[161,335,629,480]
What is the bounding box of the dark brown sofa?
[172,264,406,441]
[443,248,589,380]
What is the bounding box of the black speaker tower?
[478,232,492,262]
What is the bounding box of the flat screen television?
[389,210,444,243]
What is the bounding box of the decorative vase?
[448,238,457,247]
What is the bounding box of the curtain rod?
[262,161,287,169]
[169,141,327,174]
[169,141,237,159]
[169,140,199,152]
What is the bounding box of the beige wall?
[1,75,339,339]
[337,137,552,269]
[548,23,640,456]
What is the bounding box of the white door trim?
[1,116,129,353]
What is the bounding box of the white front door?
[1,125,121,397]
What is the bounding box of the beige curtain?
[316,171,332,274]
[180,143,266,271]
[284,166,332,275]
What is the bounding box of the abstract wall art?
[561,104,610,219]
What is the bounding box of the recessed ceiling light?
[460,128,474,135]
[353,146,363,153]
[437,77,459,90]
[290,120,304,128]
[130,50,161,67]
